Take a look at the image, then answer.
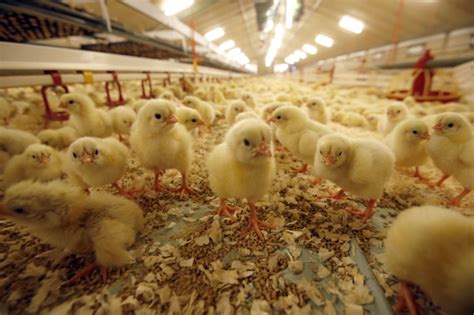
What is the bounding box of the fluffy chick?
[3,144,64,187]
[108,106,137,141]
[385,206,474,315]
[37,126,78,150]
[304,97,330,124]
[60,93,112,137]
[182,96,216,127]
[207,119,275,240]
[130,100,194,196]
[386,119,430,180]
[0,97,14,125]
[426,113,473,206]
[314,134,395,222]
[241,92,257,109]
[235,111,261,123]
[226,100,248,125]
[176,107,205,131]
[66,137,130,196]
[378,102,409,136]
[269,106,332,173]
[0,127,39,156]
[0,180,144,283]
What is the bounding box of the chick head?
[159,91,174,101]
[386,103,408,121]
[432,113,472,142]
[317,134,351,168]
[59,93,94,113]
[241,92,253,102]
[179,107,204,130]
[182,96,201,109]
[117,109,136,132]
[137,100,178,133]
[230,100,247,114]
[12,101,34,115]
[398,119,431,142]
[306,97,326,112]
[269,105,308,132]
[23,144,56,168]
[68,137,108,166]
[37,129,56,147]
[0,180,79,229]
[226,119,273,165]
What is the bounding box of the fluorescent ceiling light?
[274,63,289,73]
[245,64,258,73]
[338,15,364,34]
[219,40,235,51]
[302,44,317,55]
[228,47,241,57]
[285,0,296,29]
[264,20,274,33]
[204,27,225,41]
[285,56,295,64]
[163,0,194,16]
[294,50,307,59]
[315,34,334,47]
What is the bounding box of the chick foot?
[293,163,309,174]
[412,167,430,184]
[170,173,196,197]
[153,171,168,193]
[323,189,346,200]
[428,174,450,189]
[112,182,137,198]
[66,261,108,285]
[242,202,274,240]
[345,199,376,223]
[216,198,239,221]
[393,281,423,315]
[447,188,471,207]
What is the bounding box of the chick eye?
[277,116,282,120]
[14,208,25,214]
[191,119,197,123]
[73,152,77,158]
[68,100,74,105]
[95,149,99,155]
[32,155,36,159]
[397,110,401,113]
[243,139,250,146]
[155,113,162,119]
[235,108,239,111]
[447,123,454,128]
[412,130,418,134]
[338,152,342,156]
[320,150,323,154]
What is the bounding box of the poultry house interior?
[0,1,473,314]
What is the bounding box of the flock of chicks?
[0,77,473,314]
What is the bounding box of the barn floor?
[1,93,473,315]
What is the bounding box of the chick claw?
[345,200,376,223]
[242,203,274,240]
[66,261,108,285]
[323,189,346,200]
[216,200,239,221]
[293,163,309,174]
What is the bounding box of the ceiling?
[51,0,474,69]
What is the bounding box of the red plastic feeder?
[41,71,70,127]
[105,71,126,106]
[163,72,171,87]
[386,49,460,103]
[141,72,155,99]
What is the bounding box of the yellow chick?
[304,97,330,124]
[386,119,430,180]
[3,144,64,187]
[314,134,395,222]
[130,100,194,196]
[377,102,410,136]
[207,119,275,240]
[37,126,78,150]
[108,106,137,141]
[240,92,257,109]
[269,106,332,174]
[66,137,130,196]
[182,96,216,127]
[0,97,14,125]
[176,107,205,131]
[384,206,474,315]
[59,93,112,137]
[0,180,144,283]
[235,111,261,123]
[131,99,149,113]
[427,113,473,206]
[0,127,39,156]
[226,100,248,125]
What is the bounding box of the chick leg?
[153,171,168,192]
[413,167,429,183]
[294,163,309,174]
[66,261,108,284]
[242,202,274,240]
[112,182,136,198]
[429,174,450,188]
[394,281,422,315]
[447,188,471,207]
[216,198,239,221]
[170,172,195,197]
[345,199,376,223]
[324,189,346,200]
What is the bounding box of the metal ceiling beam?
[0,0,244,72]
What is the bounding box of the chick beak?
[80,152,93,164]
[419,132,431,140]
[388,112,397,119]
[0,203,6,216]
[324,154,335,166]
[433,122,443,132]
[267,116,276,123]
[256,142,271,157]
[166,115,178,125]
[198,119,206,126]
[38,154,50,164]
[59,102,67,109]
